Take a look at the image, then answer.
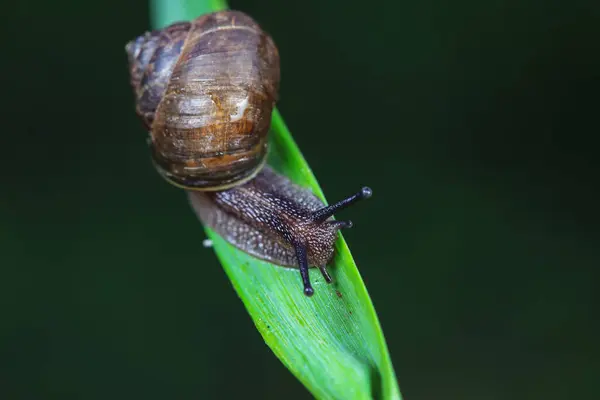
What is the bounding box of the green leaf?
[148,1,402,399]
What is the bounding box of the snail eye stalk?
[311,187,372,222]
[295,244,314,297]
[292,186,373,296]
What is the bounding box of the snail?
[125,10,372,296]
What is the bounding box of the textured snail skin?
[126,11,280,191]
[189,166,340,267]
[188,165,372,296]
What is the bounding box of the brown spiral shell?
[125,11,280,190]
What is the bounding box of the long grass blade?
[148,1,402,398]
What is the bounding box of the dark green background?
[2,0,598,398]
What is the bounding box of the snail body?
[188,167,372,295]
[126,11,371,296]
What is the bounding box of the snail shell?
[126,11,280,190]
